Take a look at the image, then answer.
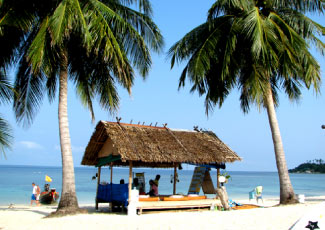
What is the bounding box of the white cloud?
[19,141,43,150]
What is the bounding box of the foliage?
[0,0,52,156]
[0,69,13,157]
[220,171,231,180]
[0,116,12,157]
[1,0,164,126]
[168,0,324,114]
[289,159,325,173]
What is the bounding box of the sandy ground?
[0,196,324,230]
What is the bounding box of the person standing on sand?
[31,183,37,206]
[31,183,41,206]
[36,184,41,206]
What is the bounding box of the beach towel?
[249,190,255,199]
[228,199,242,208]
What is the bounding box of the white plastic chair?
[255,186,263,203]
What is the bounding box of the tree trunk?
[216,186,230,210]
[52,48,82,216]
[264,85,298,204]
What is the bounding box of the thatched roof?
[81,121,241,168]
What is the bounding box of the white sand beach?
[0,196,324,230]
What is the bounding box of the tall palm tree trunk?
[57,49,79,212]
[264,84,297,204]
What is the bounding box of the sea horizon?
[1,164,324,206]
[0,164,280,173]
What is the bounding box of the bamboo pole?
[95,166,101,210]
[217,168,220,189]
[109,163,113,212]
[128,161,133,204]
[110,162,113,183]
[173,165,177,195]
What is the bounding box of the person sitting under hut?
[133,178,145,195]
[153,174,160,187]
[132,178,139,189]
[147,180,158,197]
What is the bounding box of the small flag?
[45,175,52,182]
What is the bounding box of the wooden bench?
[136,198,221,215]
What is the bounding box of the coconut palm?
[2,0,163,214]
[169,0,324,204]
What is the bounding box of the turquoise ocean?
[0,165,324,206]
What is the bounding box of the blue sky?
[1,0,324,171]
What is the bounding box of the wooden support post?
[95,166,101,210]
[110,162,113,183]
[128,161,133,204]
[109,163,113,212]
[217,168,220,189]
[173,165,177,195]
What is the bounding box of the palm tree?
[2,0,163,214]
[169,0,324,204]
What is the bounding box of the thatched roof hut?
[81,121,241,168]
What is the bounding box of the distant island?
[289,159,325,173]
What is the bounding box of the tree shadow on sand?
[0,206,57,216]
[0,204,126,218]
[80,205,127,216]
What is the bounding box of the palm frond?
[110,3,163,52]
[67,34,122,116]
[278,9,325,55]
[0,1,35,33]
[208,0,252,20]
[69,0,92,47]
[49,0,71,45]
[239,7,268,62]
[273,0,324,13]
[0,68,13,104]
[114,0,153,16]
[14,59,46,127]
[27,17,49,74]
[0,21,26,68]
[86,0,133,84]
[86,0,163,78]
[0,116,12,158]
